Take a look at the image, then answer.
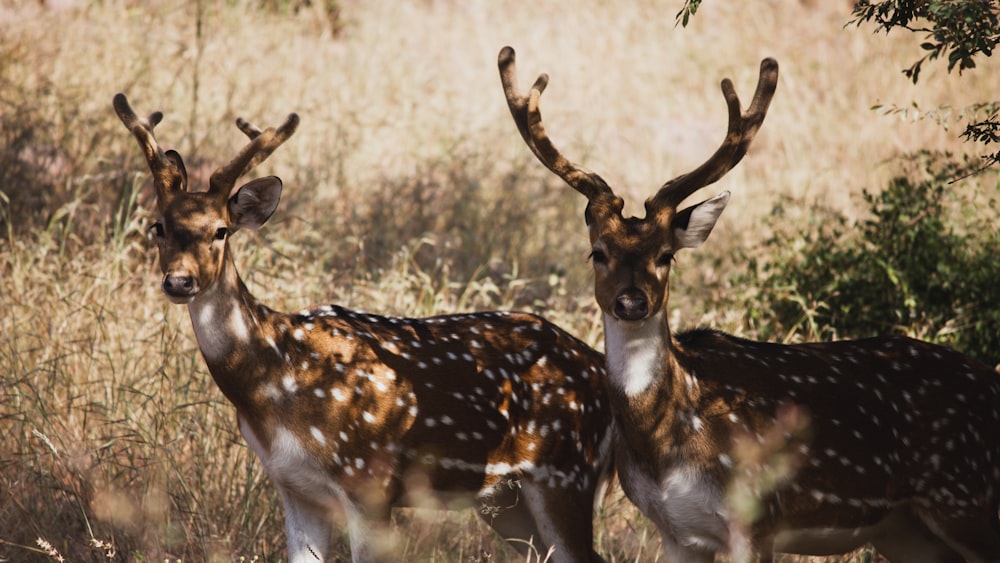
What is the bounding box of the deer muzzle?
[614,288,649,321]
[162,272,198,303]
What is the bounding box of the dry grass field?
[1,0,998,561]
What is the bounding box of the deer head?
[113,93,299,303]
[498,46,778,323]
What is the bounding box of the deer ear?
[228,176,282,230]
[672,191,730,250]
[164,150,188,192]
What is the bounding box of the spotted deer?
[113,93,614,563]
[499,46,1000,563]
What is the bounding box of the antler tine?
[113,92,163,134]
[651,58,779,211]
[235,117,263,140]
[498,46,615,204]
[209,112,300,197]
[113,93,185,196]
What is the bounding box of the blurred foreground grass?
[2,0,997,560]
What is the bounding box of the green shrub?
[742,151,1000,366]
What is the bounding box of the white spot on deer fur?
[226,307,249,341]
[362,411,376,424]
[310,426,326,445]
[292,328,304,341]
[486,459,536,476]
[282,375,297,394]
[261,383,281,402]
[692,415,704,432]
[265,336,281,357]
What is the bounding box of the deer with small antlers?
[499,46,1000,562]
[113,93,615,562]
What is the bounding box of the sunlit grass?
[2,0,997,560]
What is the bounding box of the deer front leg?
[659,531,716,563]
[279,488,332,563]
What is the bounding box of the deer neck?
[602,309,698,461]
[603,310,682,396]
[185,251,271,408]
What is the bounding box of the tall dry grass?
[1,0,997,560]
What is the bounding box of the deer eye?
[214,227,228,241]
[149,222,165,239]
[656,252,675,267]
[589,249,609,265]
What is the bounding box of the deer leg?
[658,531,716,563]
[915,508,1000,563]
[874,536,964,563]
[477,480,547,559]
[520,479,608,563]
[869,505,965,563]
[279,488,332,563]
[338,492,395,563]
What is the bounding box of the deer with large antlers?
[113,93,615,562]
[499,46,1000,562]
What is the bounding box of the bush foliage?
[742,151,1000,366]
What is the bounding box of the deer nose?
[162,273,197,298]
[614,289,648,321]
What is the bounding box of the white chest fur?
[618,450,730,554]
[238,416,340,505]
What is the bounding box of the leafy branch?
[675,0,702,27]
[849,0,1000,84]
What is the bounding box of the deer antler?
[208,111,300,198]
[113,93,187,198]
[498,46,617,207]
[649,58,778,212]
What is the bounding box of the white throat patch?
[189,295,250,361]
[603,311,666,396]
